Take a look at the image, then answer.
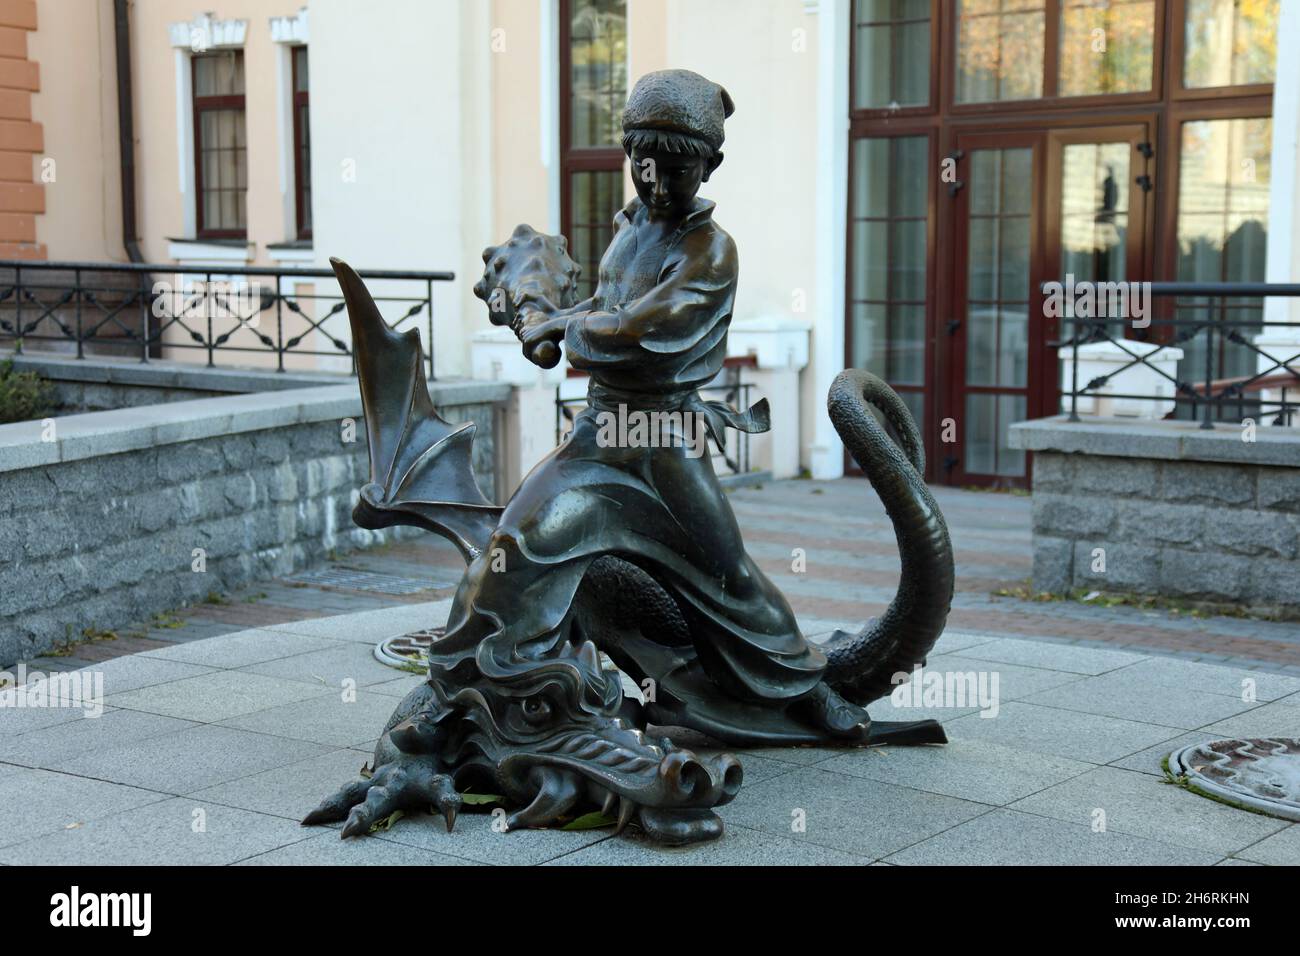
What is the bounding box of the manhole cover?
[375,628,444,669]
[1169,737,1300,820]
[288,567,436,596]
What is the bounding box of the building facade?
[5,0,1294,484]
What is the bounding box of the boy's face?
[629,147,713,219]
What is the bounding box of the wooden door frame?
[944,129,1047,488]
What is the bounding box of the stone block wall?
[0,379,507,664]
[1012,417,1300,617]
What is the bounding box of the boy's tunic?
[428,196,826,720]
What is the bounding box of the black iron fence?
[556,370,757,479]
[0,259,454,378]
[1055,281,1300,429]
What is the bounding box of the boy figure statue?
[431,69,871,742]
[307,68,952,843]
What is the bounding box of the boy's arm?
[563,229,737,369]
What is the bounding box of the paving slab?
[138,628,344,669]
[1019,671,1260,730]
[922,652,1086,703]
[943,700,1183,764]
[1200,699,1300,739]
[235,830,480,866]
[1094,657,1300,702]
[719,766,988,859]
[371,811,614,866]
[106,670,334,723]
[218,691,399,749]
[0,797,314,866]
[947,638,1147,675]
[86,655,218,696]
[885,807,1221,866]
[1008,765,1289,855]
[265,601,452,642]
[0,701,101,738]
[547,822,870,865]
[927,630,1001,656]
[0,767,168,849]
[240,642,401,689]
[54,724,334,794]
[367,674,427,698]
[1233,824,1300,865]
[1107,731,1217,777]
[0,709,197,769]
[819,738,1094,806]
[190,747,374,821]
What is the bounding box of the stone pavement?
[34,479,1300,677]
[1,600,1297,865]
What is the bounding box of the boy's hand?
[519,313,567,369]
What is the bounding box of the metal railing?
[0,259,454,378]
[557,371,756,479]
[1056,281,1300,429]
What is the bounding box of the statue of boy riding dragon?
[303,70,954,847]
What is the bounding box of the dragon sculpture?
[303,69,954,847]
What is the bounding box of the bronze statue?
[304,70,954,846]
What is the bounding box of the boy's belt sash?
[587,382,771,453]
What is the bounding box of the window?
[560,0,627,299]
[193,50,247,238]
[1058,0,1155,96]
[955,0,1046,103]
[1183,0,1278,89]
[292,46,312,239]
[846,1,1279,485]
[1175,116,1272,399]
[848,135,930,429]
[852,0,932,110]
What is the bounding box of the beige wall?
[24,0,825,392]
[27,0,123,261]
[129,0,286,265]
[485,0,820,325]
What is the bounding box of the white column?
[808,0,849,478]
[728,317,812,479]
[471,329,566,492]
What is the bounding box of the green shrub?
[0,358,56,425]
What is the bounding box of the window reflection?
[1059,0,1155,95]
[1176,117,1271,414]
[956,0,1046,103]
[850,136,929,421]
[853,0,932,109]
[570,0,627,147]
[1060,142,1130,284]
[1184,0,1278,89]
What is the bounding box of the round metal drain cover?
[1169,737,1300,821]
[374,627,444,669]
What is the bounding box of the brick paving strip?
[30,480,1300,676]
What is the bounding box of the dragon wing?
[331,257,502,563]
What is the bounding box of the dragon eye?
[521,698,551,723]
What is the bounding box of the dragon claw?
[303,757,460,840]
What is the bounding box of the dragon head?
[383,639,741,844]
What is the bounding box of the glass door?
[1044,124,1154,416]
[947,125,1153,487]
[948,131,1042,486]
